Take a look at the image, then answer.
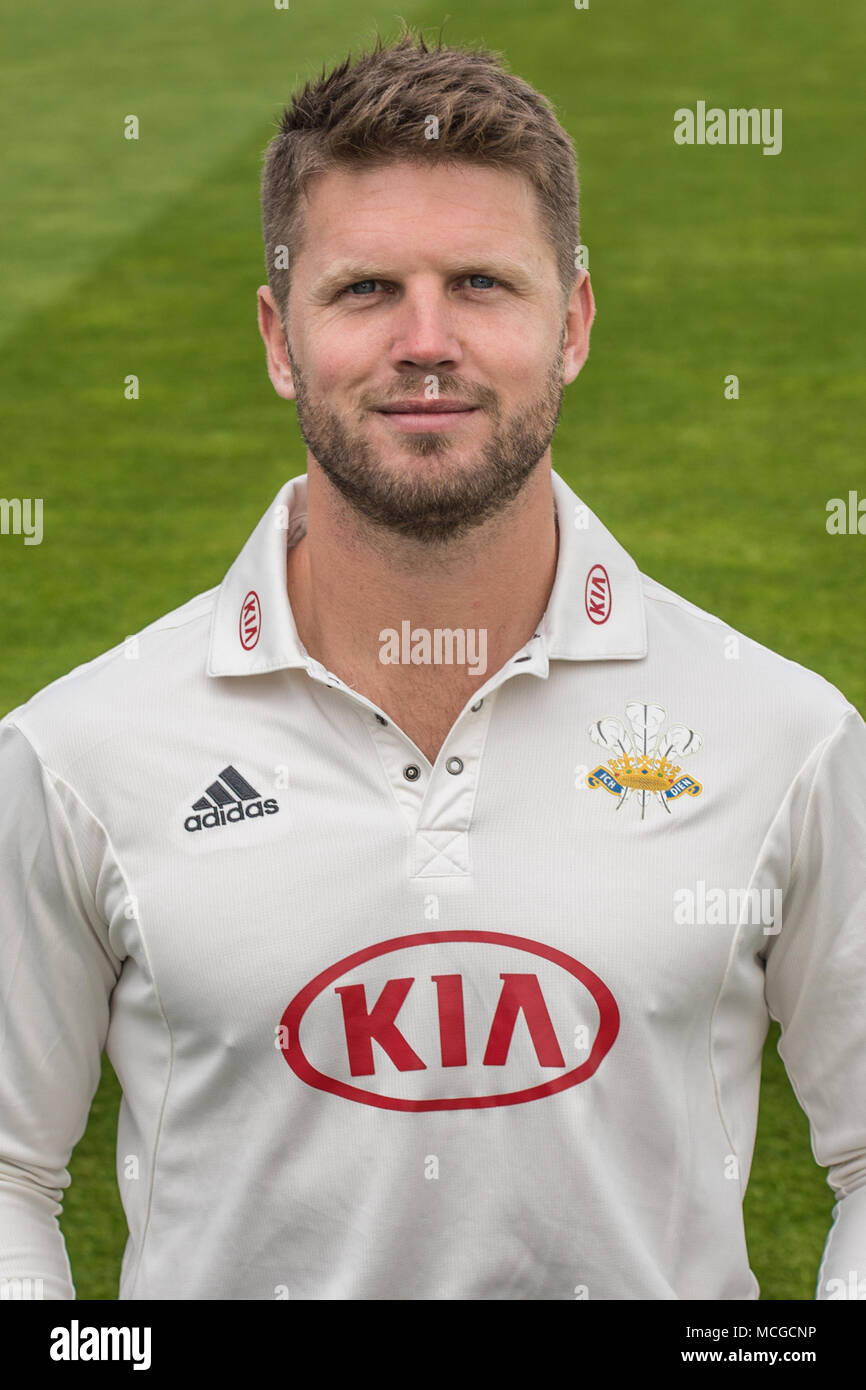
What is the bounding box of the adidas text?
[185,799,279,832]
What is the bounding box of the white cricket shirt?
[1,467,864,1300]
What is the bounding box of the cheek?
[486,328,556,391]
[301,326,379,396]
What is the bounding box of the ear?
[257,285,296,401]
[561,269,596,384]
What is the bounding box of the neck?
[286,455,559,692]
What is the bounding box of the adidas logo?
[184,765,279,833]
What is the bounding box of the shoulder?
[2,586,218,773]
[639,569,857,749]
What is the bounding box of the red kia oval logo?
[585,564,611,625]
[279,931,620,1111]
[239,590,261,650]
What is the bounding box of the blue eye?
[347,280,380,295]
[467,275,497,289]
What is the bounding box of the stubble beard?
[286,339,566,544]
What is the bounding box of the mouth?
[374,400,480,433]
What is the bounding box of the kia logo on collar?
[585,564,612,625]
[239,590,261,650]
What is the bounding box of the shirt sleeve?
[761,703,866,1300]
[0,719,122,1300]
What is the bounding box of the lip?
[377,398,477,414]
[375,400,479,432]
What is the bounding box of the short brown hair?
[260,27,580,323]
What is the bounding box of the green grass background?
[2,0,862,1298]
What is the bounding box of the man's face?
[260,160,593,543]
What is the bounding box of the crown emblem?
[586,702,703,819]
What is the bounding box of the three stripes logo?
[184,764,279,833]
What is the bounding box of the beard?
[286,339,566,545]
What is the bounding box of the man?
[1,30,864,1302]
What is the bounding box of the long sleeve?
[761,705,866,1299]
[0,719,122,1299]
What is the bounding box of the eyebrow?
[308,258,537,302]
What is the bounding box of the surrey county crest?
[586,703,703,819]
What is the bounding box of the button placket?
[411,692,497,878]
[302,661,430,825]
[364,710,430,828]
[307,637,549,856]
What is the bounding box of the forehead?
[295,159,553,272]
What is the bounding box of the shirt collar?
[542,469,647,660]
[207,468,647,677]
[207,474,311,677]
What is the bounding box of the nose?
[387,279,462,372]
